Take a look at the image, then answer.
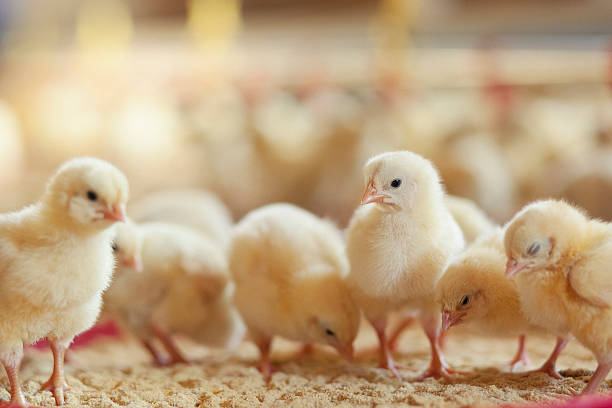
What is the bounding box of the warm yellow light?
[76,0,133,52]
[187,0,242,49]
[0,101,23,187]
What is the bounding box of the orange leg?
[371,317,402,379]
[1,349,44,408]
[152,326,190,365]
[524,337,568,379]
[387,317,415,354]
[581,361,612,394]
[40,339,70,406]
[255,338,276,382]
[416,315,459,382]
[141,339,171,367]
[508,335,531,372]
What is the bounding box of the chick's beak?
[103,203,127,223]
[334,343,354,362]
[505,257,526,278]
[361,180,388,205]
[441,309,465,331]
[121,254,143,272]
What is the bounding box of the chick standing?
[436,228,567,373]
[105,221,244,366]
[229,203,360,381]
[445,195,497,244]
[0,157,128,407]
[346,151,465,380]
[504,199,612,393]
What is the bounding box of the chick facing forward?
[0,157,128,407]
[504,199,612,393]
[346,151,465,380]
[229,203,360,381]
[436,229,567,374]
[105,221,244,366]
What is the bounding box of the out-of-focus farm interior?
[1,0,612,225]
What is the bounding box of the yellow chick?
[229,203,360,381]
[436,229,567,374]
[105,221,244,366]
[445,195,497,244]
[128,189,233,249]
[0,157,128,407]
[346,151,465,380]
[504,199,612,393]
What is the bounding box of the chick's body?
[229,203,360,380]
[505,199,612,393]
[445,195,497,244]
[0,157,128,407]
[346,151,464,379]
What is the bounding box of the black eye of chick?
[87,191,98,201]
[527,242,541,256]
[325,329,335,337]
[390,179,401,188]
[461,296,470,306]
[111,242,118,252]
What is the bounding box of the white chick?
[346,151,465,380]
[128,189,233,249]
[229,203,360,381]
[0,157,128,407]
[445,195,497,244]
[505,199,612,393]
[436,229,567,373]
[105,221,244,366]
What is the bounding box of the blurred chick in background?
[0,157,128,407]
[504,199,612,393]
[445,195,497,244]
[128,189,233,249]
[105,221,245,366]
[346,151,465,380]
[229,203,360,381]
[436,228,567,374]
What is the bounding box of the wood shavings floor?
[4,323,609,407]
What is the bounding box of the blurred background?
[1,0,612,225]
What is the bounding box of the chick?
[128,189,233,249]
[346,151,465,380]
[504,199,612,393]
[229,203,360,381]
[445,195,497,244]
[105,221,244,366]
[436,229,567,373]
[0,157,128,407]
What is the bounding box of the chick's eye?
[325,329,336,337]
[527,242,541,256]
[390,179,402,188]
[460,296,470,306]
[87,190,98,201]
[111,242,118,252]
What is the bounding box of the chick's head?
[45,157,129,229]
[112,221,143,272]
[504,200,587,278]
[360,151,442,211]
[296,271,360,361]
[436,247,505,331]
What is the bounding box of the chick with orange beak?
[346,151,465,381]
[504,199,612,394]
[0,157,128,407]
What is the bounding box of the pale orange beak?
[334,343,354,362]
[361,180,388,205]
[121,254,143,272]
[441,309,466,331]
[103,203,127,223]
[505,257,526,278]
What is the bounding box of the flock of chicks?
[1,152,611,408]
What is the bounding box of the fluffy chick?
[105,221,244,366]
[504,199,612,393]
[346,151,465,380]
[128,189,233,249]
[229,203,360,381]
[436,229,567,373]
[0,157,128,407]
[445,195,497,244]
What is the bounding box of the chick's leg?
[508,335,531,372]
[370,317,402,379]
[255,338,276,382]
[0,347,43,408]
[141,339,170,367]
[416,313,458,382]
[581,361,612,394]
[151,325,190,365]
[525,336,568,379]
[387,316,415,354]
[40,338,71,406]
